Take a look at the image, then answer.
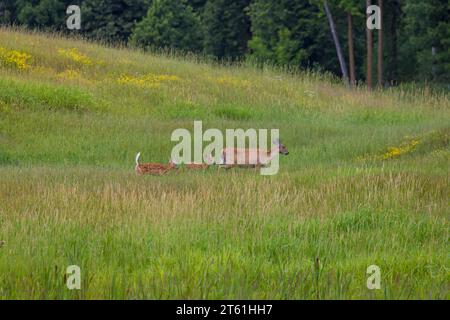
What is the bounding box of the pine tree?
[248,0,330,69]
[130,0,203,53]
[384,0,401,85]
[187,0,208,12]
[14,0,69,30]
[202,0,251,60]
[0,0,17,25]
[400,0,450,82]
[81,0,150,42]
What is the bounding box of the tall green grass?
[0,27,448,299]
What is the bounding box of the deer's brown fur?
[135,152,176,175]
[185,163,210,170]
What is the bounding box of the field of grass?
[0,27,449,299]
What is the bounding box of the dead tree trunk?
[324,0,349,87]
[377,0,383,88]
[347,12,356,86]
[366,0,373,90]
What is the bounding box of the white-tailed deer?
[220,138,289,169]
[135,152,176,175]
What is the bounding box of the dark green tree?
[187,0,207,12]
[130,0,203,52]
[13,0,70,30]
[399,0,450,82]
[248,0,321,68]
[81,0,150,42]
[202,0,251,60]
[249,0,351,76]
[383,0,401,85]
[0,0,18,25]
[2,0,150,41]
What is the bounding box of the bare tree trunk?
[347,12,356,86]
[324,0,349,87]
[366,0,373,90]
[377,0,383,87]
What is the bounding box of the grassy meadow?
[0,27,449,299]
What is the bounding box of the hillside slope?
[0,28,449,299]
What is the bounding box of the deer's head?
[273,139,289,155]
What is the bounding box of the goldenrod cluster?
[357,137,421,162]
[381,139,420,160]
[117,73,180,88]
[58,48,93,65]
[0,47,32,70]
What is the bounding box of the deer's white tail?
[135,152,141,165]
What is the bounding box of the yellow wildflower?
[381,138,420,160]
[357,137,422,162]
[382,147,401,159]
[58,48,93,65]
[0,47,32,70]
[117,73,180,88]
